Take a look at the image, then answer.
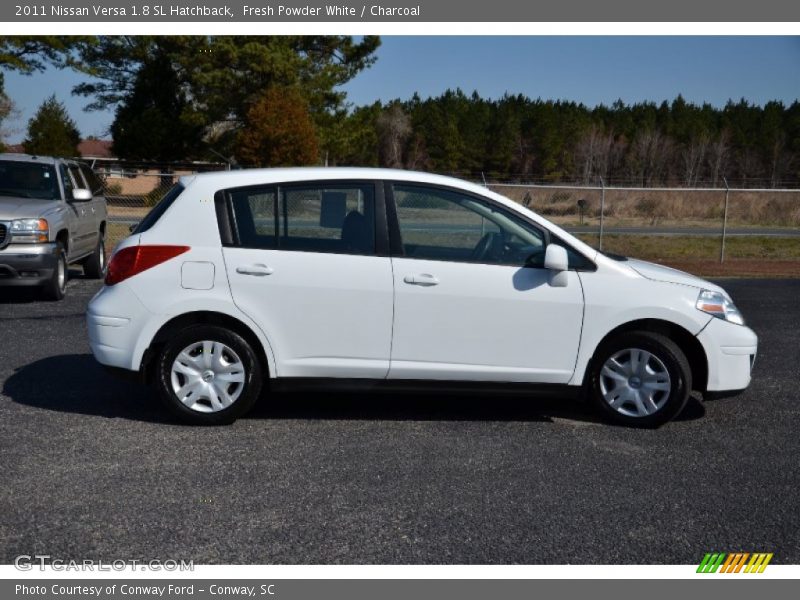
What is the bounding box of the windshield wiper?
[0,188,34,198]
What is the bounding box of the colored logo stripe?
[745,553,773,573]
[697,553,726,573]
[697,552,773,573]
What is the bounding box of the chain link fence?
[98,166,800,277]
[100,167,220,250]
[489,183,800,275]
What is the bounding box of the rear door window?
[225,182,376,255]
[280,184,375,255]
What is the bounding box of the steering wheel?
[471,233,495,261]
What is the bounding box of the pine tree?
[23,95,80,157]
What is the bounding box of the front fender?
[570,272,711,386]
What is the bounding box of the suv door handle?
[403,273,439,286]
[236,264,274,276]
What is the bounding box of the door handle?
[403,273,439,286]
[236,264,274,276]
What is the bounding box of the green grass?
[107,222,132,248]
[575,234,800,261]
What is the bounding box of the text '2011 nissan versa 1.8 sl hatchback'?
[87,168,757,427]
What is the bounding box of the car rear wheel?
[586,331,692,427]
[42,242,67,301]
[82,232,106,279]
[155,325,263,425]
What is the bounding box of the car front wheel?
[155,325,263,425]
[586,331,692,427]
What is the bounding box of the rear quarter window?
[132,184,184,234]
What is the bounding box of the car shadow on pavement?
[4,353,706,426]
[255,390,705,425]
[3,354,169,423]
[0,268,88,304]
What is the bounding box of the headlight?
[10,218,49,243]
[696,289,745,325]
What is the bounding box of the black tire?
[154,325,263,425]
[42,242,67,301]
[586,331,692,428]
[82,231,106,279]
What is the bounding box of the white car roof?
[180,167,491,194]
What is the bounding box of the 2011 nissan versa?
[87,168,757,426]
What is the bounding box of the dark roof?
[77,139,114,159]
[1,140,115,159]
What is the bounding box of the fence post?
[599,176,606,251]
[720,177,730,263]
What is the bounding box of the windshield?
[0,161,60,200]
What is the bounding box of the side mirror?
[71,188,92,202]
[544,244,569,287]
[128,222,139,233]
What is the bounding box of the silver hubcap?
[99,241,105,270]
[599,348,671,418]
[170,341,246,413]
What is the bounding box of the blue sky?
[3,36,799,143]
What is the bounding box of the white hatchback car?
[87,168,757,426]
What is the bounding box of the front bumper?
[0,243,58,287]
[696,316,758,393]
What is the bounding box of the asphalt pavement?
[1,275,798,564]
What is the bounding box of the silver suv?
[0,153,108,300]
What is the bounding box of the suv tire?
[42,242,67,301]
[82,232,106,279]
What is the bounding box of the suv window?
[68,164,87,191]
[392,184,546,267]
[79,164,103,195]
[228,182,376,255]
[59,164,75,199]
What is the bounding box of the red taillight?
[105,245,190,286]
